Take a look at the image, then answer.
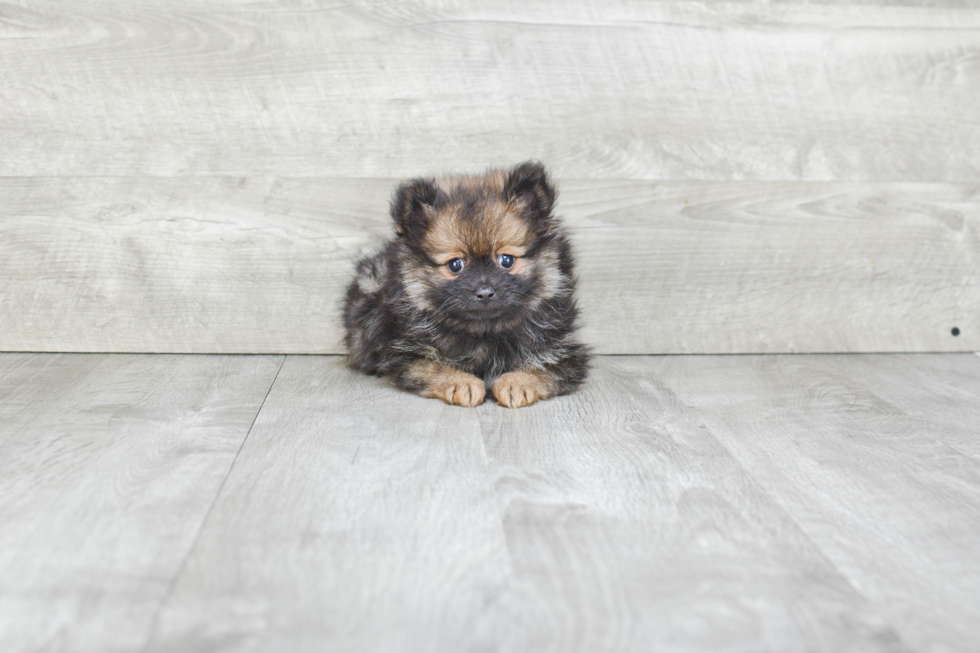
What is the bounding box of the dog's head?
[391,161,568,333]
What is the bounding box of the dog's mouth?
[464,305,506,319]
[457,302,510,322]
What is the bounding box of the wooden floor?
[2,353,979,653]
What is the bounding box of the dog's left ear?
[505,161,556,226]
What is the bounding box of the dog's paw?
[429,373,486,407]
[493,370,554,408]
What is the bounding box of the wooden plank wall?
[1,1,978,354]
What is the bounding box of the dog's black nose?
[475,286,495,302]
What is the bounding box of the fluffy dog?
[343,161,590,407]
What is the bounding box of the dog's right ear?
[391,178,438,238]
[504,161,556,228]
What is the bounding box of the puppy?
[343,161,590,407]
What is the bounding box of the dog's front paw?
[429,373,486,407]
[493,370,554,408]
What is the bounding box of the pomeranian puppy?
[343,161,590,408]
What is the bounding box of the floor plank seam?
[136,354,287,653]
[474,411,518,590]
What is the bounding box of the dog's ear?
[391,178,438,237]
[505,161,556,225]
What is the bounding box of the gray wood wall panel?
[2,1,978,354]
[2,1,979,181]
[146,356,905,652]
[650,353,980,653]
[0,353,283,653]
[1,177,976,354]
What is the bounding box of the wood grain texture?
[0,353,283,653]
[144,355,511,653]
[2,1,979,180]
[1,177,976,354]
[473,357,905,653]
[819,353,980,462]
[146,355,905,653]
[650,353,980,653]
[572,181,979,354]
[4,353,980,651]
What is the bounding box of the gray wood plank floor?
[2,352,979,652]
[0,354,284,653]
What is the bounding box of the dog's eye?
[498,254,515,269]
[447,258,464,274]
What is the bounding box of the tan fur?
[423,206,468,260]
[435,170,508,196]
[522,245,564,304]
[424,211,530,261]
[423,177,532,262]
[406,359,486,407]
[399,253,437,308]
[492,368,558,408]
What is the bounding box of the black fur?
[343,161,590,404]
